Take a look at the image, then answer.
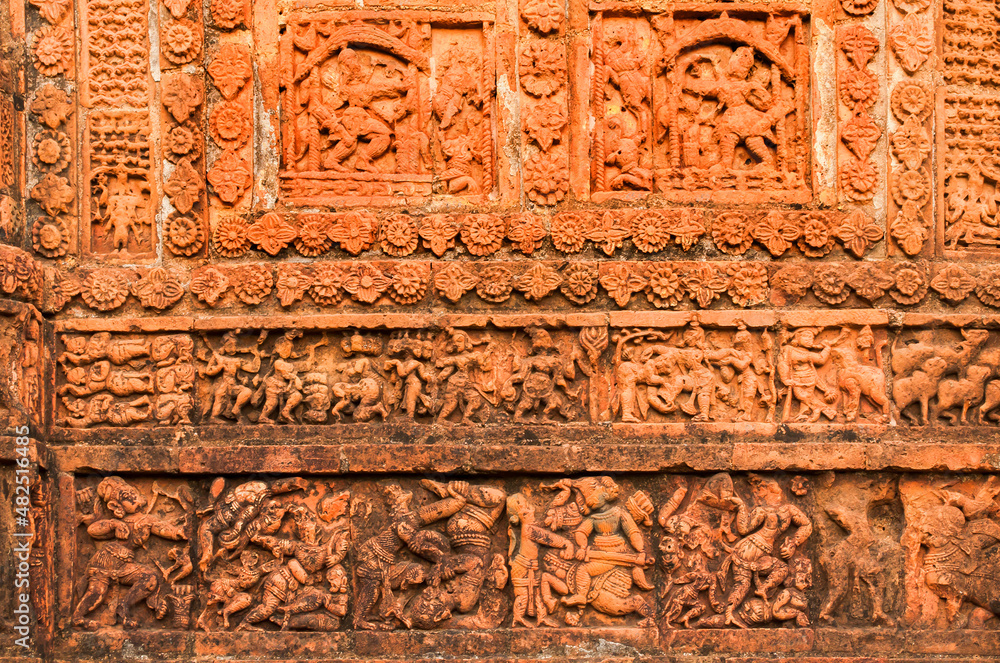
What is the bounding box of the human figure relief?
[397,480,508,629]
[59,394,151,428]
[433,43,484,194]
[59,333,151,367]
[197,330,264,423]
[532,477,657,627]
[435,328,495,425]
[778,327,846,423]
[659,474,814,630]
[945,165,1000,249]
[613,322,774,423]
[320,49,414,173]
[352,481,469,630]
[681,47,784,173]
[331,357,389,423]
[196,550,265,631]
[196,477,308,574]
[715,323,777,423]
[59,361,154,398]
[659,475,731,629]
[72,478,190,629]
[829,326,890,423]
[507,490,575,628]
[253,332,328,425]
[384,333,438,420]
[718,475,812,628]
[901,476,1000,629]
[237,493,351,631]
[601,25,652,191]
[97,165,149,252]
[501,327,588,423]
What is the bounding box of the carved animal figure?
[831,344,889,422]
[980,380,1000,422]
[932,364,993,424]
[934,330,990,378]
[893,357,948,425]
[890,332,937,378]
[819,503,896,625]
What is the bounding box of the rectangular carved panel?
[278,12,496,206]
[54,470,1000,647]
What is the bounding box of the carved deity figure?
[196,477,308,573]
[72,477,190,629]
[99,165,148,252]
[601,26,651,191]
[320,49,414,173]
[681,47,782,172]
[658,473,814,630]
[901,476,1000,628]
[433,43,484,194]
[510,477,655,628]
[352,481,473,630]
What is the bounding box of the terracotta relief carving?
[0,301,44,429]
[836,24,881,204]
[81,0,148,106]
[900,476,1000,628]
[651,9,810,203]
[891,327,1000,426]
[815,473,902,625]
[659,473,812,629]
[43,316,1000,431]
[83,111,154,258]
[53,325,596,429]
[26,0,78,261]
[941,94,1000,255]
[71,475,350,631]
[353,479,507,630]
[160,0,208,259]
[778,324,888,424]
[612,319,776,424]
[519,0,568,206]
[279,13,494,205]
[56,332,193,427]
[507,477,655,628]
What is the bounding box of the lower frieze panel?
[45,470,1000,658]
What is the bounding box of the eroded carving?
[658,473,813,629]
